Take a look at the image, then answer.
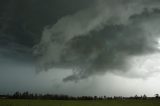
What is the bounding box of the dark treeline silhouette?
[0,92,160,100]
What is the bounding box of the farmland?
[0,99,160,106]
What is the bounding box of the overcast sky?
[1,0,160,97]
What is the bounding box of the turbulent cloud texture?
[34,0,160,81]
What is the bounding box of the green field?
[0,99,160,106]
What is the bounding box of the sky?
[1,0,160,97]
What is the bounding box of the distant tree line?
[0,91,160,100]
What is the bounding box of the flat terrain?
[0,99,160,106]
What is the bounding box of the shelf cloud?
[32,0,160,81]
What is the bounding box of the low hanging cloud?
[34,0,160,82]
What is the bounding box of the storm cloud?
[2,0,160,97]
[33,0,160,82]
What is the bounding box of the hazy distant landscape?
[0,92,160,106]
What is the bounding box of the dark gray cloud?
[1,0,160,82]
[0,0,91,60]
[1,0,160,96]
[34,0,160,82]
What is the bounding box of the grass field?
[0,99,160,106]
